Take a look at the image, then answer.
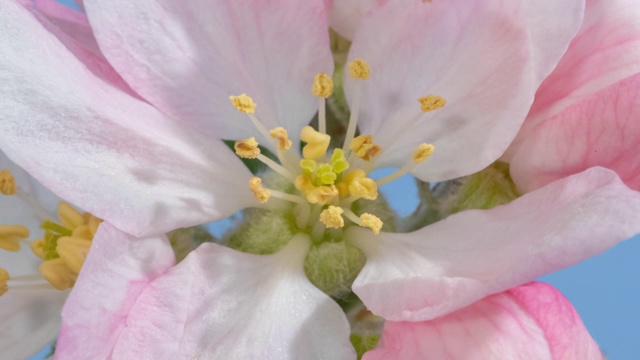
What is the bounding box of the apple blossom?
[1,0,640,359]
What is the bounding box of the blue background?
[32,1,639,359]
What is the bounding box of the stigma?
[227,59,446,238]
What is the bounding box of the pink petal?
[346,0,583,181]
[511,73,640,192]
[328,0,384,40]
[525,0,640,129]
[363,282,601,360]
[0,1,257,237]
[56,223,175,360]
[349,167,640,321]
[83,0,333,146]
[107,235,353,359]
[20,0,133,94]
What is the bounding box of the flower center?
[229,58,445,241]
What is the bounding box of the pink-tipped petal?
[511,73,640,192]
[349,167,640,322]
[56,223,175,360]
[20,0,133,94]
[0,1,257,237]
[363,282,600,360]
[526,0,640,128]
[83,0,333,146]
[108,235,354,359]
[346,0,583,181]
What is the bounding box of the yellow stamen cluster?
[360,213,383,235]
[348,59,370,80]
[319,206,344,229]
[37,202,102,290]
[338,169,378,201]
[0,225,29,252]
[418,95,446,113]
[235,137,261,159]
[312,73,334,98]
[269,127,292,151]
[0,169,16,195]
[350,135,382,161]
[229,94,257,114]
[249,177,271,204]
[0,268,8,296]
[413,143,435,164]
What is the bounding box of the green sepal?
[226,208,297,255]
[350,334,380,360]
[169,226,215,263]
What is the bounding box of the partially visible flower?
[0,152,67,359]
[506,0,640,192]
[364,282,600,360]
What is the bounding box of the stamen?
[0,224,29,252]
[257,154,296,182]
[56,236,92,275]
[269,127,293,151]
[343,59,370,151]
[0,169,16,195]
[234,137,261,159]
[249,177,272,204]
[30,238,45,259]
[413,143,435,164]
[58,202,84,229]
[348,59,371,80]
[418,95,446,113]
[349,135,382,161]
[39,258,76,290]
[267,190,311,228]
[229,94,257,114]
[343,209,383,235]
[312,73,334,134]
[376,143,435,186]
[306,185,339,205]
[349,177,378,201]
[0,268,8,296]
[319,206,344,229]
[301,126,330,160]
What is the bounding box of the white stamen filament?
[342,84,362,151]
[257,154,296,182]
[268,190,311,228]
[248,114,278,148]
[318,98,327,134]
[342,208,363,226]
[375,162,414,187]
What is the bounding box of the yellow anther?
[300,126,330,160]
[0,224,29,252]
[88,215,102,236]
[40,258,77,290]
[295,175,316,194]
[306,185,339,205]
[360,213,383,235]
[348,59,370,80]
[0,268,8,296]
[312,73,334,98]
[57,237,92,275]
[413,143,435,164]
[349,135,382,161]
[0,169,16,195]
[269,127,293,151]
[30,238,45,259]
[229,93,257,114]
[234,137,261,159]
[319,206,345,229]
[58,202,84,229]
[72,225,93,240]
[249,177,271,204]
[418,95,446,113]
[349,177,379,200]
